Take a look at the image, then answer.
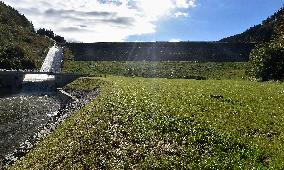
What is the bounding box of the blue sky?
[3,0,284,42]
[128,0,284,41]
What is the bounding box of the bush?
[0,44,35,69]
[249,38,284,81]
[63,47,74,61]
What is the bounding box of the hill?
[0,1,53,70]
[220,7,284,43]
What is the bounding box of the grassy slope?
[63,61,249,80]
[10,77,284,169]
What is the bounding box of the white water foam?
[23,74,55,82]
[40,45,63,73]
[23,45,63,82]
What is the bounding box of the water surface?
[0,94,61,158]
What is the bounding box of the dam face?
[66,42,256,62]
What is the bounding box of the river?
[0,93,61,161]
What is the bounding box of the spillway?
[23,45,63,82]
[40,45,63,73]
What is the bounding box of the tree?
[36,28,55,39]
[53,35,66,43]
[36,28,66,43]
[249,7,284,81]
[249,39,284,81]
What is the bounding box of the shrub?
[0,44,35,69]
[249,38,284,81]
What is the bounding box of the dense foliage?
[249,7,284,81]
[63,61,249,80]
[249,39,284,81]
[9,77,284,169]
[0,45,34,69]
[0,2,53,70]
[63,47,74,61]
[220,7,284,43]
[37,28,66,43]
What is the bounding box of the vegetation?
[9,76,284,169]
[249,7,284,81]
[63,61,249,80]
[0,2,53,70]
[3,2,284,169]
[37,28,66,43]
[63,47,74,62]
[249,39,284,81]
[0,45,35,69]
[220,7,284,43]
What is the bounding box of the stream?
[0,94,61,159]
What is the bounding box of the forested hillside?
[220,7,284,43]
[0,1,53,70]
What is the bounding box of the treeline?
[37,28,66,43]
[0,1,34,31]
[67,42,255,62]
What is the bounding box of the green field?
[10,76,284,169]
[63,61,249,80]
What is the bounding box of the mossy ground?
[9,76,284,169]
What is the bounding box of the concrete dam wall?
[67,42,256,62]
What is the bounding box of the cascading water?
[40,45,63,73]
[23,45,63,82]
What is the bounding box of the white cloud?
[174,12,189,17]
[3,0,196,42]
[169,38,182,42]
[175,0,196,8]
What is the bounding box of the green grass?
[9,76,284,169]
[63,61,249,80]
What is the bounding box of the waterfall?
[23,45,63,82]
[40,45,63,73]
